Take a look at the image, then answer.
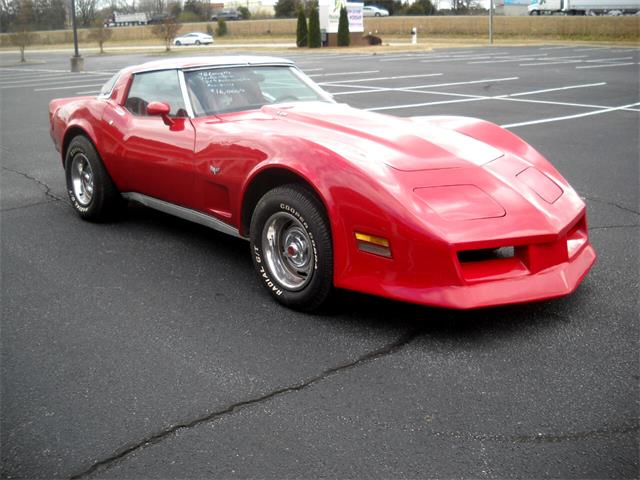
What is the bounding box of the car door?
[101,69,196,208]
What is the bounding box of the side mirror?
[147,101,171,117]
[147,101,175,126]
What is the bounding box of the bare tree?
[75,0,97,26]
[87,19,112,53]
[151,17,180,51]
[8,27,35,62]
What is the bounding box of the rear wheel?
[65,135,122,221]
[175,40,182,46]
[250,184,333,311]
[195,40,201,45]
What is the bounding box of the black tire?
[375,12,381,16]
[175,40,182,46]
[65,135,122,221]
[195,40,201,45]
[250,184,333,311]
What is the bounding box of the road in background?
[1,45,638,479]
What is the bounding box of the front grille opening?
[458,246,515,263]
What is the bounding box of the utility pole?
[70,0,84,71]
[489,0,494,44]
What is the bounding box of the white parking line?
[1,75,112,89]
[584,56,634,63]
[0,72,87,84]
[576,62,638,69]
[319,73,443,85]
[331,76,519,96]
[499,96,640,112]
[362,81,611,111]
[34,83,105,92]
[0,67,116,75]
[502,102,640,128]
[503,82,607,97]
[539,46,572,50]
[367,96,488,111]
[309,70,379,78]
[519,60,584,66]
[572,47,612,52]
[420,55,514,63]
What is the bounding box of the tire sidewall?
[65,139,97,217]
[250,187,332,309]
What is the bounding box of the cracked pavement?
[1,47,638,479]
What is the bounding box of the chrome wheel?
[262,212,314,291]
[70,153,94,207]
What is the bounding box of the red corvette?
[49,56,596,311]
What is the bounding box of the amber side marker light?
[355,232,392,258]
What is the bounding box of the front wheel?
[195,40,201,45]
[250,184,333,311]
[175,40,182,46]
[65,135,122,221]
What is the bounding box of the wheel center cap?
[287,244,299,257]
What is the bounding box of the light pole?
[70,0,84,72]
[489,0,494,44]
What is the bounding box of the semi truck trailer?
[528,0,640,14]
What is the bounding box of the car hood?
[256,102,504,171]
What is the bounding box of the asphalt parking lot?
[1,44,638,479]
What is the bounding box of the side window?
[124,70,187,117]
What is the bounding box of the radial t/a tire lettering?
[65,135,122,221]
[250,184,333,311]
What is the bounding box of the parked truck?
[528,0,640,14]
[108,12,149,26]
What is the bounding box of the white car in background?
[173,32,214,46]
[363,5,390,16]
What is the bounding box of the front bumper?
[381,241,596,309]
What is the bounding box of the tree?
[76,0,98,26]
[451,0,480,13]
[295,7,307,47]
[274,0,298,18]
[87,19,112,53]
[216,17,227,36]
[337,6,349,46]
[168,1,181,18]
[307,3,320,48]
[183,0,205,18]
[151,17,180,51]
[0,0,17,33]
[8,27,35,62]
[238,5,250,19]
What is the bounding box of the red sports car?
[49,56,596,311]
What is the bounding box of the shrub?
[206,23,214,36]
[296,7,307,47]
[238,6,251,19]
[337,6,349,46]
[363,33,382,45]
[216,18,228,36]
[308,4,321,48]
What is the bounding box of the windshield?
[184,65,333,116]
